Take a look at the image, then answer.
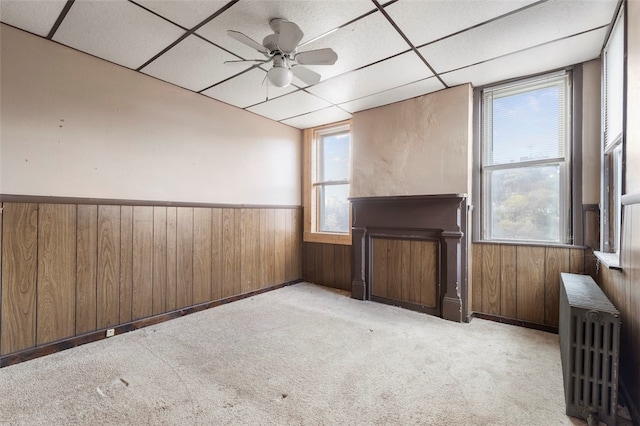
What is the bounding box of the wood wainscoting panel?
[500,245,517,319]
[165,207,178,311]
[152,207,168,315]
[370,238,438,309]
[321,243,335,289]
[400,241,413,303]
[119,206,133,324]
[418,240,438,308]
[570,248,585,274]
[76,205,98,335]
[544,247,570,327]
[176,207,194,308]
[265,209,276,288]
[371,238,389,298]
[258,210,268,290]
[387,240,403,301]
[481,243,501,315]
[97,205,120,329]
[132,206,154,320]
[515,246,545,324]
[0,199,302,365]
[472,243,587,328]
[1,203,38,355]
[37,204,77,346]
[222,208,237,299]
[193,208,212,304]
[274,210,286,287]
[211,208,223,300]
[302,242,351,292]
[240,209,259,294]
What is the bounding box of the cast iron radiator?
[559,272,620,425]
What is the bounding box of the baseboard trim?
[470,312,558,334]
[619,379,640,425]
[0,279,303,368]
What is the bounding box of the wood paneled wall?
[0,202,301,356]
[302,242,351,292]
[371,238,438,309]
[471,243,589,328]
[597,203,640,414]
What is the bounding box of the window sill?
[593,251,622,270]
[303,231,352,246]
[472,240,587,249]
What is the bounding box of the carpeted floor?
[0,283,593,425]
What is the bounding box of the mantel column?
[441,231,463,322]
[351,227,367,300]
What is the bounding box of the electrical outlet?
[106,328,115,337]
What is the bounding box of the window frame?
[477,70,574,245]
[303,120,352,245]
[599,3,626,258]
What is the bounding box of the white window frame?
[600,4,625,258]
[480,71,572,244]
[303,120,352,245]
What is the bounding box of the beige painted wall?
[351,84,473,197]
[582,58,602,205]
[0,24,301,205]
[625,0,640,194]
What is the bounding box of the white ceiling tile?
[0,0,67,37]
[135,1,229,29]
[385,0,538,47]
[247,91,331,122]
[281,107,352,129]
[196,0,375,61]
[420,0,618,73]
[339,77,444,113]
[440,27,608,88]
[297,11,409,81]
[52,0,185,69]
[142,35,239,92]
[201,68,297,108]
[307,51,432,105]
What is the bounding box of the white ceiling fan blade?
[227,30,269,54]
[291,65,321,85]
[224,59,268,66]
[277,21,303,54]
[295,48,338,66]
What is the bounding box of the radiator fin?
[560,273,620,425]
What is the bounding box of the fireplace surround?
[350,194,468,322]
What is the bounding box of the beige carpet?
[0,283,589,425]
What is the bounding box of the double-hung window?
[481,71,571,243]
[303,121,352,245]
[601,5,625,256]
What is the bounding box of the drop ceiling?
[0,0,619,129]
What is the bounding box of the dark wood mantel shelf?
[349,194,468,322]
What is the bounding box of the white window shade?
[603,7,624,152]
[483,73,569,167]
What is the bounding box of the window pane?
[319,184,349,233]
[489,165,560,242]
[488,84,564,166]
[319,132,350,181]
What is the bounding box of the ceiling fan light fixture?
[267,66,293,88]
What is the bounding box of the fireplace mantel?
[349,194,468,322]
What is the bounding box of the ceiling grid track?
[371,0,448,88]
[0,0,620,129]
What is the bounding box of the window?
[481,71,571,243]
[303,121,352,245]
[601,5,625,256]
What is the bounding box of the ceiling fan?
[225,18,338,88]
